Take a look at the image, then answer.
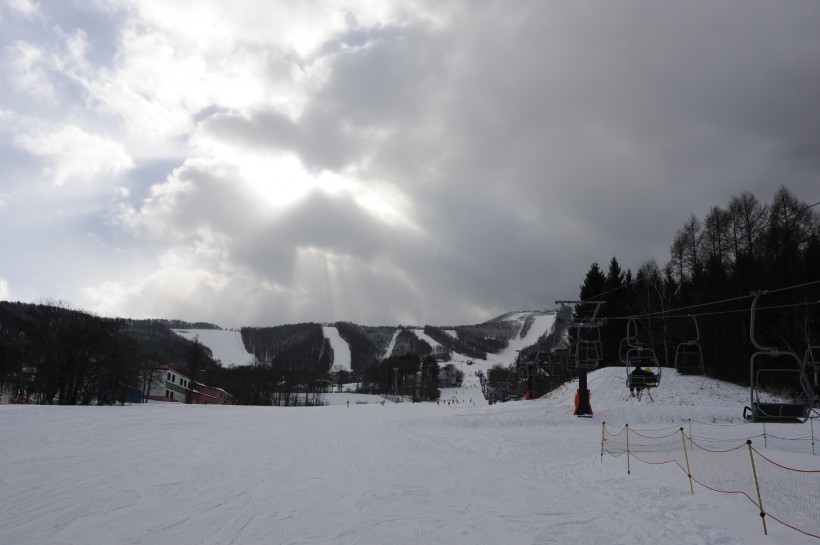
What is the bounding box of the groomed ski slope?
[1,367,817,545]
[322,326,352,372]
[173,329,256,367]
[412,311,555,380]
[175,327,354,372]
[413,311,555,400]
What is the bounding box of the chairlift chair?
[622,317,662,391]
[564,350,577,375]
[625,348,662,390]
[575,323,603,371]
[618,336,632,365]
[743,291,816,423]
[673,315,705,375]
[535,351,551,377]
[548,317,570,376]
[575,340,601,371]
[548,349,566,377]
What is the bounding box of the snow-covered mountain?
[175,310,555,370]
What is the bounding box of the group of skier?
[629,365,657,400]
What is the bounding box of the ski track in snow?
[322,326,352,372]
[2,370,816,545]
[2,312,818,545]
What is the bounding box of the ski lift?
[673,315,705,375]
[548,313,570,376]
[548,349,566,377]
[555,300,605,417]
[622,317,662,391]
[575,324,602,371]
[743,291,816,423]
[555,300,605,372]
[618,336,631,365]
[564,351,577,374]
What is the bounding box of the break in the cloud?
[1,0,819,327]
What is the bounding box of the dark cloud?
[2,1,819,326]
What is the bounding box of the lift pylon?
[555,300,605,417]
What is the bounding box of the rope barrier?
[607,418,819,455]
[602,422,820,539]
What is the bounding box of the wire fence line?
[601,422,820,539]
[605,418,818,455]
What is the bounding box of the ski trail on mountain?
[384,328,400,359]
[323,326,352,372]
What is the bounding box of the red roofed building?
[144,363,233,404]
[191,383,234,405]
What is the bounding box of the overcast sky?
[1,0,818,328]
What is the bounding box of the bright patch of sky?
[1,0,819,327]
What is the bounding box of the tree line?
[575,186,819,386]
[0,301,216,404]
[357,354,440,402]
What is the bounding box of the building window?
[165,389,170,397]
[167,372,171,380]
[172,375,176,383]
[170,391,174,400]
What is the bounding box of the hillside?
[177,310,555,374]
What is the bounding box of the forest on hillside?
[0,302,216,405]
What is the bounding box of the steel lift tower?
[555,300,605,417]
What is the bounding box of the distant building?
[144,363,233,404]
[191,383,234,405]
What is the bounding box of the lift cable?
[602,278,820,321]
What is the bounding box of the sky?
[1,0,819,328]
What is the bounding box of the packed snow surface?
[1,367,817,545]
[173,329,256,367]
[322,326,352,372]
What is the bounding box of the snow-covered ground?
[173,329,256,367]
[2,366,817,545]
[322,326,352,372]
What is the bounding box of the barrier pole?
[600,421,606,463]
[688,418,693,450]
[680,428,694,495]
[811,418,815,456]
[626,424,631,475]
[762,422,767,449]
[746,440,767,536]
